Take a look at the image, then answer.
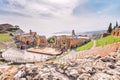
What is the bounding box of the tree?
[15,25,20,29]
[107,23,112,33]
[113,21,119,30]
[116,21,118,27]
[47,37,55,43]
[63,40,67,44]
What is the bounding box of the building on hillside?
[101,33,111,38]
[111,28,120,36]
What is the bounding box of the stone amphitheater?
[2,48,54,63]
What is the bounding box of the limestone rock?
[0,55,120,80]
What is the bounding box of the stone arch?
[112,31,116,36]
[117,31,120,36]
[118,31,120,36]
[26,40,30,45]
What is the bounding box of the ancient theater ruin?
[2,29,91,63]
[15,30,47,49]
[49,30,90,51]
[15,30,90,52]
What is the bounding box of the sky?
[0,0,120,36]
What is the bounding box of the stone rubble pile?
[0,55,120,80]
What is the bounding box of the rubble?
[0,55,120,80]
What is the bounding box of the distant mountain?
[53,31,71,36]
[0,23,24,36]
[82,30,106,35]
[53,30,106,39]
[82,30,107,39]
[54,31,70,34]
[0,23,14,33]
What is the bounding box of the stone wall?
[15,32,47,48]
[53,35,90,51]
[111,28,120,36]
[102,33,111,37]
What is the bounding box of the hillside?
[0,24,14,29]
[76,41,93,51]
[0,24,14,33]
[82,30,106,39]
[0,33,13,42]
[96,36,120,47]
[0,33,13,50]
[77,36,120,51]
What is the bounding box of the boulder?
[101,57,117,63]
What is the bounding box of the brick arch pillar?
[112,31,115,36]
[119,31,120,36]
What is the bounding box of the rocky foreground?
[0,55,120,80]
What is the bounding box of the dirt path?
[92,40,96,49]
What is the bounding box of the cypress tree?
[116,21,118,27]
[107,23,112,33]
[113,21,119,30]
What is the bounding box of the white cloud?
[4,0,86,17]
[0,0,120,37]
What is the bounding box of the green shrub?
[7,28,19,32]
[47,37,55,43]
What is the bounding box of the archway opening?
[113,31,115,35]
[117,32,119,36]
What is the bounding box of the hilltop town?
[0,22,120,79]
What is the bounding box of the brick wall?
[111,28,120,36]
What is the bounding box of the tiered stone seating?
[2,48,53,63]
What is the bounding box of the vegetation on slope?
[76,41,93,51]
[0,33,13,42]
[96,36,120,47]
[77,36,120,52]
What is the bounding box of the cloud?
[0,0,120,37]
[0,0,87,18]
[73,0,120,16]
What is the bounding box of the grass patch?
[96,36,120,47]
[76,41,93,51]
[0,33,13,42]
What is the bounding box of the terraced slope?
[76,41,93,51]
[96,36,120,47]
[77,36,120,52]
